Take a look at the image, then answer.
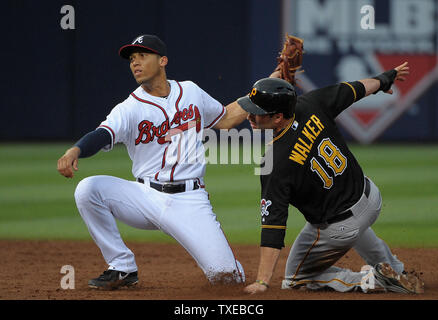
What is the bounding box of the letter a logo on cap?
[133,36,144,44]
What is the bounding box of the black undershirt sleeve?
[259,167,290,249]
[74,128,112,158]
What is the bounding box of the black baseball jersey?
[260,81,367,249]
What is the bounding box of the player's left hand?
[57,147,80,178]
[385,61,409,94]
[243,282,268,294]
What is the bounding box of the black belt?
[326,177,371,224]
[137,178,199,194]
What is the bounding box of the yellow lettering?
[294,142,310,158]
[289,150,306,165]
[298,137,312,150]
[306,120,320,137]
[318,138,347,175]
[311,115,324,131]
[289,115,325,166]
[301,127,316,144]
[310,157,333,189]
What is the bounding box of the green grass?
[0,143,437,247]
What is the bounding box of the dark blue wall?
[1,0,437,142]
[1,0,280,140]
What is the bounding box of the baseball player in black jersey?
[239,62,424,294]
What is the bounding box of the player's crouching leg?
[73,175,119,226]
[74,175,106,207]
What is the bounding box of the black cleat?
[88,270,138,290]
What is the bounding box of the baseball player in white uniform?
[57,34,249,289]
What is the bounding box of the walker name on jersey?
[289,114,325,165]
[135,104,201,145]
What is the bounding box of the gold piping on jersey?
[267,116,295,145]
[292,228,320,281]
[261,225,287,230]
[342,82,357,102]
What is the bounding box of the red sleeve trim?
[98,125,115,146]
[205,105,226,128]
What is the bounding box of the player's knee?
[74,176,103,204]
[205,260,245,284]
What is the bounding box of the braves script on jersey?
[73,78,245,283]
[98,80,225,182]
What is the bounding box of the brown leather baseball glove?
[274,34,304,86]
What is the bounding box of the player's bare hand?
[243,282,268,294]
[57,147,80,178]
[394,61,409,81]
[385,61,409,94]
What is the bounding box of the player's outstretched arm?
[57,128,112,178]
[57,147,80,178]
[214,65,295,130]
[244,246,281,294]
[213,101,248,129]
[360,61,409,96]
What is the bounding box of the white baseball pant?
[74,175,245,283]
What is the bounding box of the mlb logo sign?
[282,0,438,143]
[337,54,438,143]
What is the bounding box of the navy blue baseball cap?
[119,34,167,59]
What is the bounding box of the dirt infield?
[1,240,437,300]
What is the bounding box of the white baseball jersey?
[98,80,225,182]
[75,79,245,283]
